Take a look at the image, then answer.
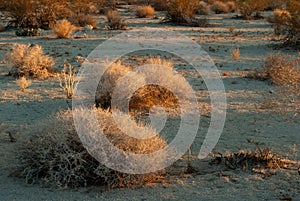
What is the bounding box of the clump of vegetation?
[211,140,300,173]
[16,76,32,92]
[151,0,168,11]
[196,1,209,15]
[268,0,300,45]
[59,64,77,99]
[105,10,126,30]
[236,0,268,19]
[164,0,199,25]
[248,53,300,122]
[68,13,99,28]
[95,57,191,113]
[52,19,76,39]
[136,5,155,18]
[210,1,230,14]
[15,109,167,188]
[7,43,55,79]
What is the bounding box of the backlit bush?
[236,0,268,19]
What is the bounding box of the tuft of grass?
[7,43,55,79]
[52,19,76,39]
[136,5,155,18]
[59,64,77,99]
[16,76,32,92]
[15,108,167,188]
[231,47,240,61]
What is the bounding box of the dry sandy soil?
[0,6,299,201]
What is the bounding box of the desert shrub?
[0,0,68,29]
[196,1,209,15]
[255,53,300,86]
[210,1,230,14]
[95,57,192,113]
[164,0,199,24]
[7,43,55,79]
[16,109,167,188]
[151,0,168,11]
[226,1,237,12]
[16,76,31,92]
[236,0,268,19]
[266,0,286,10]
[136,5,155,18]
[105,10,126,30]
[52,19,76,39]
[68,13,99,28]
[268,0,300,45]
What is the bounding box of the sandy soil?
[0,7,299,201]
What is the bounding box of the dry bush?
[268,0,300,45]
[7,44,55,79]
[231,48,240,61]
[136,5,155,18]
[236,0,268,19]
[226,1,237,12]
[59,64,77,99]
[249,53,300,122]
[151,0,168,11]
[16,76,32,92]
[267,0,286,10]
[52,19,76,39]
[68,13,99,28]
[106,10,126,30]
[210,1,230,14]
[211,141,300,172]
[0,0,68,29]
[164,0,199,24]
[96,57,192,114]
[196,1,209,15]
[15,108,167,188]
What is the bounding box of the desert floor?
[0,6,299,201]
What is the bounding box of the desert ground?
[0,4,300,201]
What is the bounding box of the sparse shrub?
[106,10,126,30]
[7,43,55,79]
[151,0,168,11]
[210,1,229,14]
[268,0,300,45]
[267,0,286,10]
[0,0,68,29]
[16,76,31,92]
[68,13,99,28]
[16,108,167,188]
[196,1,209,15]
[59,64,77,99]
[226,1,237,12]
[52,19,76,39]
[164,0,199,24]
[236,0,268,19]
[231,48,240,61]
[136,5,155,18]
[257,53,300,86]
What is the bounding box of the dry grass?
[226,1,237,12]
[196,1,209,15]
[52,19,76,39]
[210,1,230,14]
[15,108,167,188]
[106,10,126,30]
[59,64,77,99]
[16,76,32,92]
[231,47,240,61]
[136,5,155,18]
[7,43,55,79]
